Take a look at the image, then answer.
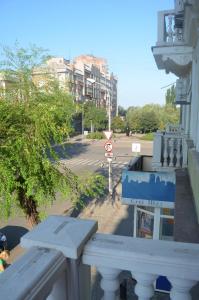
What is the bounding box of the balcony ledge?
[152,44,192,77]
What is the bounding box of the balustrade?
[152,129,188,170]
[0,216,198,300]
[157,10,184,46]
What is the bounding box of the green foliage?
[111,116,125,132]
[126,104,179,133]
[139,110,159,133]
[83,102,108,131]
[0,44,77,225]
[140,133,154,141]
[118,105,126,117]
[86,132,104,139]
[165,85,176,106]
[78,174,106,200]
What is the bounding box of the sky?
[1,0,176,108]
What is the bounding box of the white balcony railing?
[0,216,199,300]
[152,128,188,170]
[157,10,184,46]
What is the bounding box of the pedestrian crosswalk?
[59,158,129,169]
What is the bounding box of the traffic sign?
[104,141,113,152]
[132,143,141,153]
[105,152,113,158]
[107,157,112,162]
[103,131,112,140]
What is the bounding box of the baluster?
[132,272,157,300]
[167,15,174,43]
[169,277,197,300]
[176,138,182,167]
[163,137,168,167]
[98,267,120,300]
[169,138,175,167]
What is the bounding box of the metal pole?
[108,92,112,195]
[108,159,112,195]
[108,93,111,131]
[82,106,84,142]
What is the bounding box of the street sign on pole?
[103,131,113,140]
[132,143,141,153]
[104,141,113,152]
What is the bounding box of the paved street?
[57,134,153,177]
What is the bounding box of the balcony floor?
[174,168,199,243]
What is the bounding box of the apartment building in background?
[33,54,118,117]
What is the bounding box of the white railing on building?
[152,128,188,170]
[0,216,199,300]
[157,10,184,46]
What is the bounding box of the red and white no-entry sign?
[104,141,113,152]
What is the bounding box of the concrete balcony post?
[132,272,157,300]
[21,216,98,300]
[176,138,182,167]
[157,11,167,45]
[169,137,175,167]
[0,247,67,300]
[169,277,197,300]
[152,131,163,170]
[98,267,120,300]
[182,135,188,167]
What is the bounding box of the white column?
[169,138,175,167]
[182,135,188,167]
[169,277,197,300]
[176,138,182,167]
[152,131,163,170]
[133,206,137,237]
[153,207,160,240]
[98,267,120,300]
[163,136,168,167]
[132,272,157,300]
[157,12,166,45]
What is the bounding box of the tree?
[83,102,108,131]
[139,110,160,133]
[118,105,126,117]
[126,107,142,132]
[111,116,125,132]
[0,44,77,226]
[165,85,176,106]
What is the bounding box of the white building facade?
[33,55,117,117]
[152,0,199,222]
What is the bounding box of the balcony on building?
[152,2,193,77]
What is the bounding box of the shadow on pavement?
[0,226,29,251]
[53,142,90,159]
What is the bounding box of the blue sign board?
[122,171,176,208]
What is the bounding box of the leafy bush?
[78,173,107,200]
[86,132,104,139]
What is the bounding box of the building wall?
[33,55,118,117]
[153,0,199,222]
